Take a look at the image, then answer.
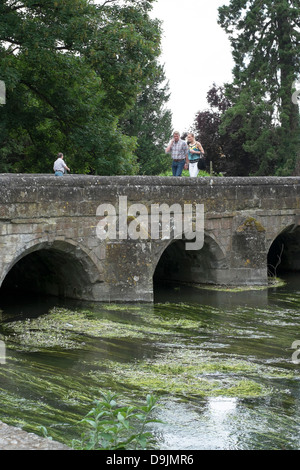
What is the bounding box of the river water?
[0,275,299,450]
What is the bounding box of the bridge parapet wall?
[0,175,299,302]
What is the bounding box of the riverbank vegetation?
[72,392,160,450]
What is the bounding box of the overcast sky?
[150,0,234,133]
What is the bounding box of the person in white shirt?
[53,153,70,176]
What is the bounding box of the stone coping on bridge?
[0,173,299,188]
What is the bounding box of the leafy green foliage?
[193,84,251,176]
[159,169,211,177]
[0,0,164,174]
[122,65,173,175]
[72,392,161,450]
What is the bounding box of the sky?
[150,0,234,133]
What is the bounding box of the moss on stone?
[237,217,266,233]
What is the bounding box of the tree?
[0,0,162,174]
[218,0,300,175]
[194,84,254,176]
[194,85,226,175]
[121,64,173,175]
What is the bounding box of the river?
[0,274,299,450]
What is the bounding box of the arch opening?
[153,235,227,287]
[268,225,300,277]
[0,241,99,301]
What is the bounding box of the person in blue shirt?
[187,133,205,178]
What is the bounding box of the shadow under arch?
[153,233,228,287]
[0,240,101,301]
[268,224,300,276]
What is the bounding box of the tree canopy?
[121,64,172,175]
[0,0,167,174]
[217,0,300,175]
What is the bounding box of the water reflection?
[154,397,239,450]
[154,391,300,451]
[154,280,270,309]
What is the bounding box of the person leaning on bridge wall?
[165,131,189,177]
[53,153,70,176]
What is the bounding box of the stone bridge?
[0,174,299,303]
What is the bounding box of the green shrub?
[72,392,161,450]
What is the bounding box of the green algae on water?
[88,348,275,399]
[3,305,207,352]
[3,305,294,402]
[192,277,286,292]
[0,290,300,449]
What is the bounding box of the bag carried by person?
[197,153,206,170]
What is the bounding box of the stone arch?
[152,232,228,286]
[0,239,103,300]
[267,223,300,276]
